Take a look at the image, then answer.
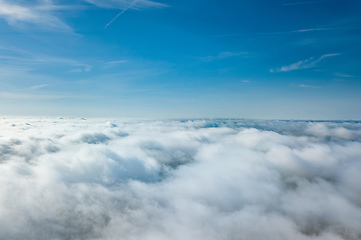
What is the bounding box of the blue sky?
[0,0,360,119]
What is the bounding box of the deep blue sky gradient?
[0,0,360,118]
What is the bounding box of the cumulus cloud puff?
[0,117,361,239]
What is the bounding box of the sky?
[0,0,360,119]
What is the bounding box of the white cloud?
[68,65,92,73]
[291,28,331,32]
[271,53,340,73]
[28,84,50,90]
[0,118,361,239]
[86,0,168,10]
[261,28,333,35]
[318,53,340,61]
[200,51,248,62]
[103,60,129,69]
[213,28,334,38]
[0,0,72,31]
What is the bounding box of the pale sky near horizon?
[0,0,360,119]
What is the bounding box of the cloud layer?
[0,118,361,239]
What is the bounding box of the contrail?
[104,0,139,29]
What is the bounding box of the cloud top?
[0,118,361,239]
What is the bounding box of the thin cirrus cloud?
[334,73,355,78]
[87,0,169,29]
[0,45,93,73]
[0,0,72,31]
[282,1,322,6]
[68,64,93,73]
[0,0,167,31]
[85,0,168,10]
[213,28,335,38]
[103,60,128,69]
[270,53,340,73]
[259,28,333,35]
[199,51,248,62]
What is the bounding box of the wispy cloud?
[106,60,128,64]
[104,0,139,29]
[35,3,86,11]
[92,0,168,28]
[68,64,92,73]
[28,84,51,90]
[298,84,320,88]
[334,73,355,78]
[200,51,248,62]
[271,53,340,73]
[0,0,72,31]
[102,60,128,69]
[251,28,334,36]
[86,0,168,10]
[0,45,93,73]
[212,27,360,38]
[318,53,340,60]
